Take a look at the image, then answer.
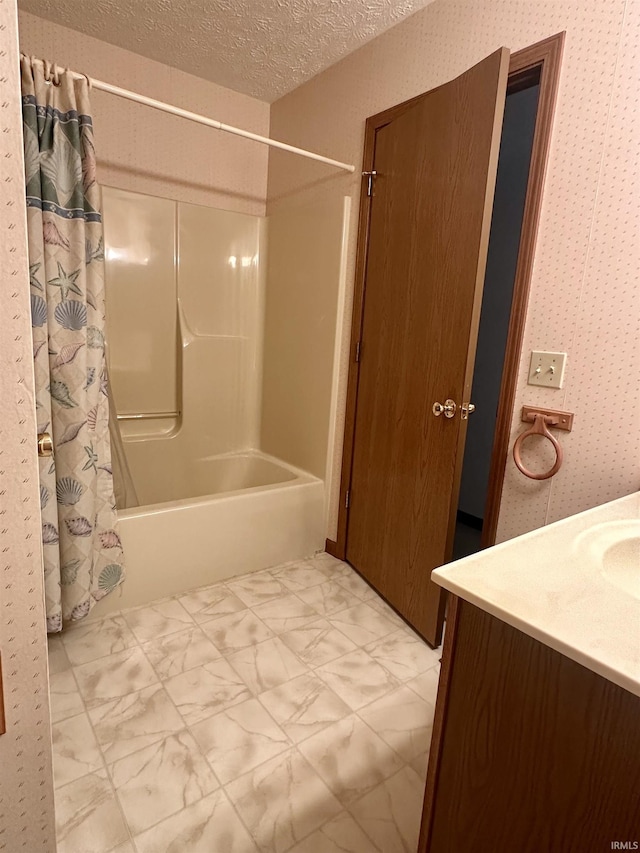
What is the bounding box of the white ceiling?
[19,0,436,102]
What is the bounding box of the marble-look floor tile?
[89,684,184,763]
[163,659,251,725]
[142,625,221,680]
[191,697,290,784]
[297,580,360,617]
[252,594,318,634]
[49,669,84,723]
[74,647,158,709]
[366,629,441,681]
[55,770,129,853]
[406,667,441,705]
[329,603,399,647]
[271,561,331,593]
[298,714,404,806]
[316,649,401,710]
[260,673,350,744]
[123,600,194,643]
[178,583,246,623]
[61,616,137,666]
[366,596,407,629]
[226,748,342,853]
[335,572,377,601]
[280,618,357,668]
[410,750,429,781]
[358,685,434,761]
[288,811,381,853]
[227,637,308,694]
[349,766,425,853]
[307,553,351,577]
[134,789,258,853]
[48,634,71,674]
[228,572,289,607]
[110,730,218,834]
[52,711,104,788]
[200,609,274,653]
[45,556,438,853]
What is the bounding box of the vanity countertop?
[432,492,640,697]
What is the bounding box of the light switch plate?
[528,350,567,389]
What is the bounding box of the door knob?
[432,399,457,418]
[461,403,476,420]
[37,432,53,457]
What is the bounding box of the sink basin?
[575,519,640,600]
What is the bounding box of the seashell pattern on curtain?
[21,55,125,632]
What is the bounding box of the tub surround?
[97,188,332,614]
[103,187,265,454]
[432,491,640,697]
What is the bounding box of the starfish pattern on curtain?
[21,56,125,632]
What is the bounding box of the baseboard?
[325,538,340,558]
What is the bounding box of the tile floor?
[48,552,441,853]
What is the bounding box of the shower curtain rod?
[26,56,356,173]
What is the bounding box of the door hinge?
[345,490,350,509]
[355,340,361,363]
[362,170,377,196]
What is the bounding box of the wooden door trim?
[481,32,564,546]
[327,32,565,559]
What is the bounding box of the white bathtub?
[92,449,324,616]
[125,444,302,506]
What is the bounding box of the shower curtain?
[21,56,126,632]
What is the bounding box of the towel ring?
[513,412,563,480]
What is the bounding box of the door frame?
[327,32,565,561]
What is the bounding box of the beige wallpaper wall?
[0,1,55,850]
[18,10,270,214]
[267,0,640,541]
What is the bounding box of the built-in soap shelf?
[178,299,249,344]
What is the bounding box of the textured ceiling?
[18,0,436,101]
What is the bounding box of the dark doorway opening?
[453,79,541,561]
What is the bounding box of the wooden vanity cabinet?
[418,596,640,853]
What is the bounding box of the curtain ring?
[42,58,61,86]
[513,413,563,480]
[40,57,61,86]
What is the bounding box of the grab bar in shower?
[117,411,180,421]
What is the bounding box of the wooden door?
[346,48,510,647]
